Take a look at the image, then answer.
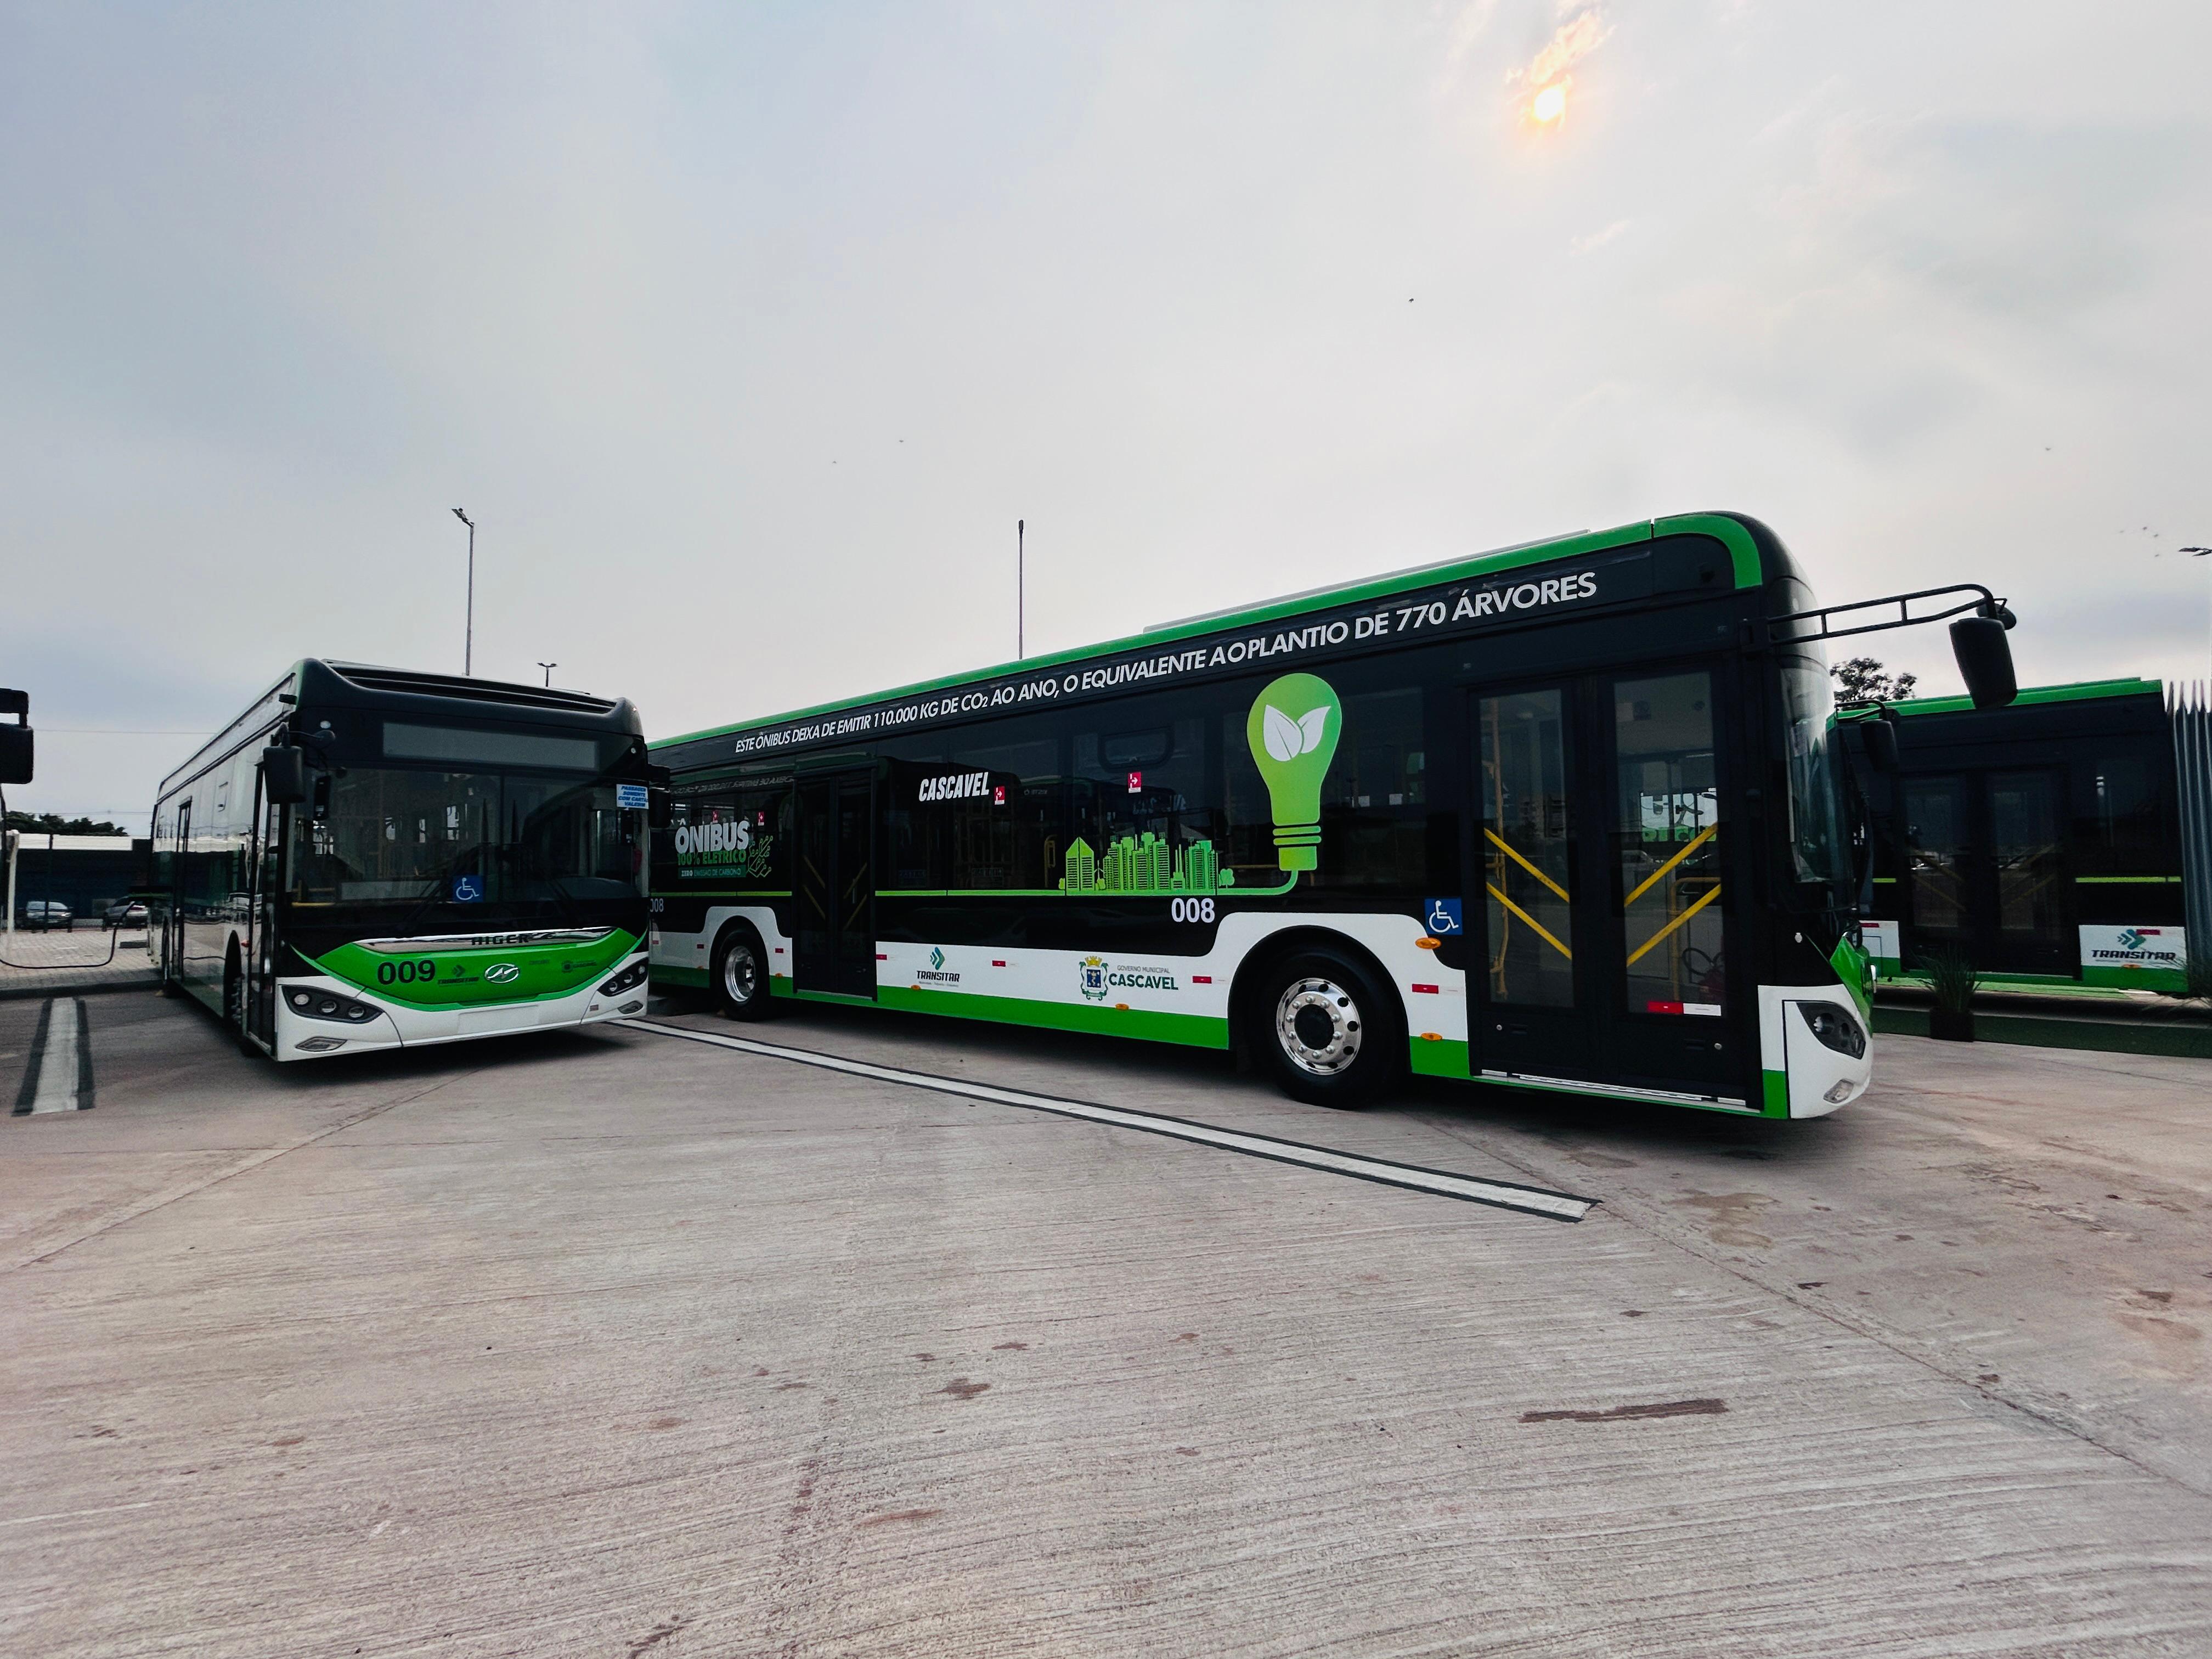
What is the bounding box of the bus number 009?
[376,960,436,985]
[1170,898,1216,924]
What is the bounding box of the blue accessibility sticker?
[1424,896,1463,935]
[450,873,485,903]
[615,782,650,810]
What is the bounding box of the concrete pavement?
[2,991,2208,1656]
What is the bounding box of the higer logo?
[484,963,521,984]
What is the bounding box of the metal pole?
[1018,519,1025,659]
[453,508,476,675]
[538,662,557,687]
[4,829,14,934]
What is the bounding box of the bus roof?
[1876,676,2164,720]
[654,510,1773,753]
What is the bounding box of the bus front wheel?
[1249,947,1401,1109]
[713,925,774,1022]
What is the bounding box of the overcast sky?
[5,1,2208,830]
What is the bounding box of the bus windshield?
[290,767,642,915]
[1781,651,1847,900]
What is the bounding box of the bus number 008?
[1170,898,1216,924]
[376,960,436,985]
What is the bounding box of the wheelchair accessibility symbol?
[1424,896,1462,935]
[450,873,484,903]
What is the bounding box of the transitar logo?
[929,947,945,971]
[1078,955,1110,1002]
[484,963,521,984]
[2119,928,2150,951]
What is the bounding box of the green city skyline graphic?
[1058,833,1237,895]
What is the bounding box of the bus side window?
[1317,687,1431,890]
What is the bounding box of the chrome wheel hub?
[1274,977,1362,1076]
[723,944,759,1004]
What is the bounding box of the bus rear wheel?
[1249,947,1401,1108]
[713,925,774,1022]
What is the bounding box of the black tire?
[712,924,775,1021]
[1246,946,1404,1108]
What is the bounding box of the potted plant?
[1923,952,1979,1042]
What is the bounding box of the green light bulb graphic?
[1245,673,1342,872]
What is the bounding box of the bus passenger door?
[795,772,876,998]
[1471,685,1593,1084]
[1604,669,1736,1098]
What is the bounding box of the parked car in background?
[18,900,73,930]
[103,897,149,929]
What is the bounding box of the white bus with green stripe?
[648,513,2019,1116]
[150,662,654,1060]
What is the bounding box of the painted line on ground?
[617,1017,1596,1222]
[13,997,93,1115]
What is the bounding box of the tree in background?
[4,811,128,837]
[1831,657,1918,708]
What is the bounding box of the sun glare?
[1531,82,1568,125]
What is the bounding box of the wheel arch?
[1227,924,1408,1066]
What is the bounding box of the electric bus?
[647,512,2017,1118]
[150,661,654,1059]
[1837,678,2200,992]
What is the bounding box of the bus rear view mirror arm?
[1763,582,2018,710]
[1762,582,2013,648]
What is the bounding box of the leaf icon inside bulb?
[1260,704,1334,761]
[1245,674,1342,873]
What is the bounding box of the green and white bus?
[151,661,655,1059]
[648,512,2017,1118]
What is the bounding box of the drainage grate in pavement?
[619,1016,1596,1222]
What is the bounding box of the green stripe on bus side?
[875,985,1231,1048]
[1872,676,2162,719]
[651,517,1743,753]
[2076,876,2181,884]
[793,989,879,1007]
[1408,1037,1469,1078]
[1763,1069,1789,1116]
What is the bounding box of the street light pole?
[538,662,557,687]
[452,508,476,675]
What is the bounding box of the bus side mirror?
[262,745,308,805]
[1861,716,1900,774]
[647,787,672,830]
[0,688,30,786]
[1949,613,2017,709]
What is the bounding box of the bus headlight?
[598,958,650,997]
[1797,1002,1866,1060]
[286,986,379,1024]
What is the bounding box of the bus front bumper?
[271,953,650,1060]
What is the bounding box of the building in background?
[3,834,145,927]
